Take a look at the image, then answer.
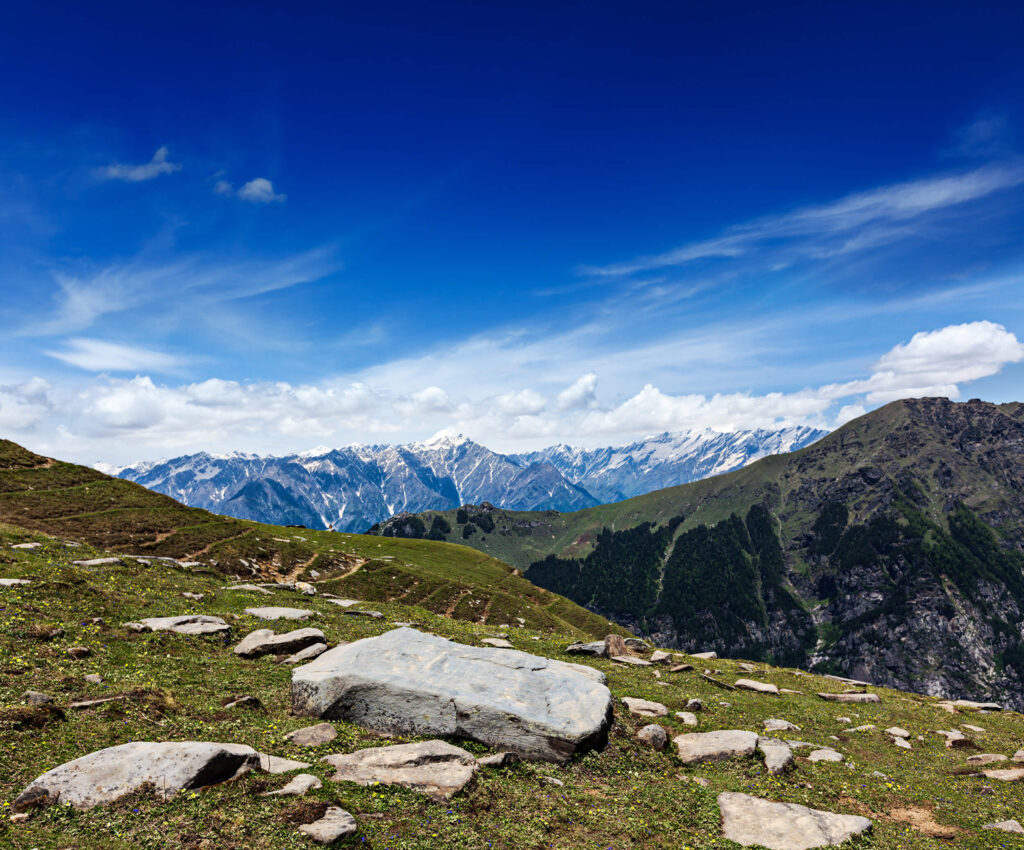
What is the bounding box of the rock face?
[13,742,259,810]
[139,615,231,635]
[298,807,358,844]
[322,740,478,801]
[718,791,872,850]
[234,627,325,658]
[291,628,612,763]
[675,730,759,765]
[244,606,315,621]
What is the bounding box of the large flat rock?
[244,606,315,621]
[292,627,612,763]
[675,730,759,765]
[234,627,325,658]
[322,740,478,801]
[719,791,872,849]
[139,615,231,635]
[12,742,258,811]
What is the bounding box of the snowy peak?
[110,425,826,533]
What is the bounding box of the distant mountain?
[371,398,1024,709]
[516,426,826,503]
[103,427,826,532]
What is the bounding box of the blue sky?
[2,0,1023,463]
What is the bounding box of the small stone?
[952,699,1001,711]
[691,651,717,659]
[1014,750,1024,762]
[650,650,671,664]
[685,698,703,711]
[565,640,607,657]
[477,752,519,768]
[256,754,312,773]
[936,701,957,713]
[83,674,103,685]
[836,716,852,724]
[817,692,880,703]
[982,767,1024,781]
[223,695,263,710]
[343,609,384,619]
[780,688,803,695]
[23,691,53,705]
[481,638,514,648]
[679,775,711,786]
[261,773,322,797]
[0,578,31,586]
[222,583,273,595]
[622,697,668,718]
[604,634,627,657]
[140,615,230,635]
[611,655,652,666]
[966,754,1006,765]
[736,679,779,695]
[298,806,358,844]
[892,738,911,750]
[983,819,1024,834]
[234,627,325,658]
[323,740,478,801]
[324,598,361,607]
[11,542,41,550]
[181,592,204,601]
[885,727,909,738]
[281,642,329,665]
[807,749,843,763]
[244,607,315,621]
[542,775,564,787]
[308,570,321,579]
[284,722,337,747]
[675,730,758,765]
[294,582,316,596]
[762,719,800,733]
[675,711,698,726]
[66,646,91,659]
[757,737,793,774]
[845,724,875,733]
[72,558,121,566]
[669,663,694,673]
[123,622,151,633]
[961,723,985,733]
[637,724,668,751]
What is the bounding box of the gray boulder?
[758,737,794,774]
[675,730,759,765]
[637,724,668,751]
[763,719,800,733]
[234,627,325,658]
[261,773,322,797]
[139,615,231,635]
[282,642,329,665]
[718,791,872,849]
[12,742,258,811]
[292,627,612,763]
[284,722,337,747]
[566,640,607,657]
[244,606,315,621]
[621,697,668,717]
[983,819,1024,834]
[323,740,478,801]
[299,807,358,844]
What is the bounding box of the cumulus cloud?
[0,378,54,431]
[45,339,185,373]
[237,178,286,203]
[97,146,182,182]
[556,373,598,410]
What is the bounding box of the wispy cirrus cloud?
[96,146,182,182]
[45,339,186,373]
[581,163,1024,277]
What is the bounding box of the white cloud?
[45,338,185,373]
[213,179,234,196]
[0,378,53,431]
[583,164,1024,277]
[97,146,182,182]
[556,373,598,410]
[237,178,286,203]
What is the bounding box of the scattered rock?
[758,737,794,774]
[66,646,91,659]
[966,754,1007,765]
[836,716,852,724]
[22,691,53,706]
[885,727,909,738]
[675,711,699,726]
[282,642,329,665]
[669,663,694,673]
[807,749,843,763]
[718,791,872,849]
[0,578,31,586]
[72,558,120,566]
[565,640,607,657]
[952,700,1001,711]
[477,752,519,768]
[983,819,1024,834]
[542,775,564,787]
[685,698,703,711]
[223,695,263,711]
[83,674,103,685]
[892,737,912,750]
[481,638,514,649]
[935,729,968,748]
[262,773,322,797]
[691,651,717,659]
[780,688,803,695]
[611,655,653,666]
[763,719,800,733]
[11,542,41,550]
[736,679,779,695]
[982,767,1024,781]
[292,628,612,764]
[342,609,384,619]
[257,754,312,773]
[323,740,478,801]
[961,723,985,732]
[845,724,875,733]
[298,806,358,844]
[324,598,361,607]
[650,650,671,664]
[637,724,668,751]
[604,634,627,658]
[817,692,879,704]
[285,723,338,747]
[139,615,231,635]
[12,742,259,810]
[674,730,758,765]
[936,701,957,714]
[123,622,150,633]
[245,607,315,621]
[69,697,123,710]
[234,627,325,659]
[222,583,273,595]
[181,592,204,601]
[621,697,668,718]
[294,582,316,596]
[1014,750,1024,762]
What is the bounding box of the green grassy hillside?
[3,525,1024,848]
[0,439,619,639]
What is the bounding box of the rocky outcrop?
[291,628,612,763]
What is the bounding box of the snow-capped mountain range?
[101,426,826,533]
